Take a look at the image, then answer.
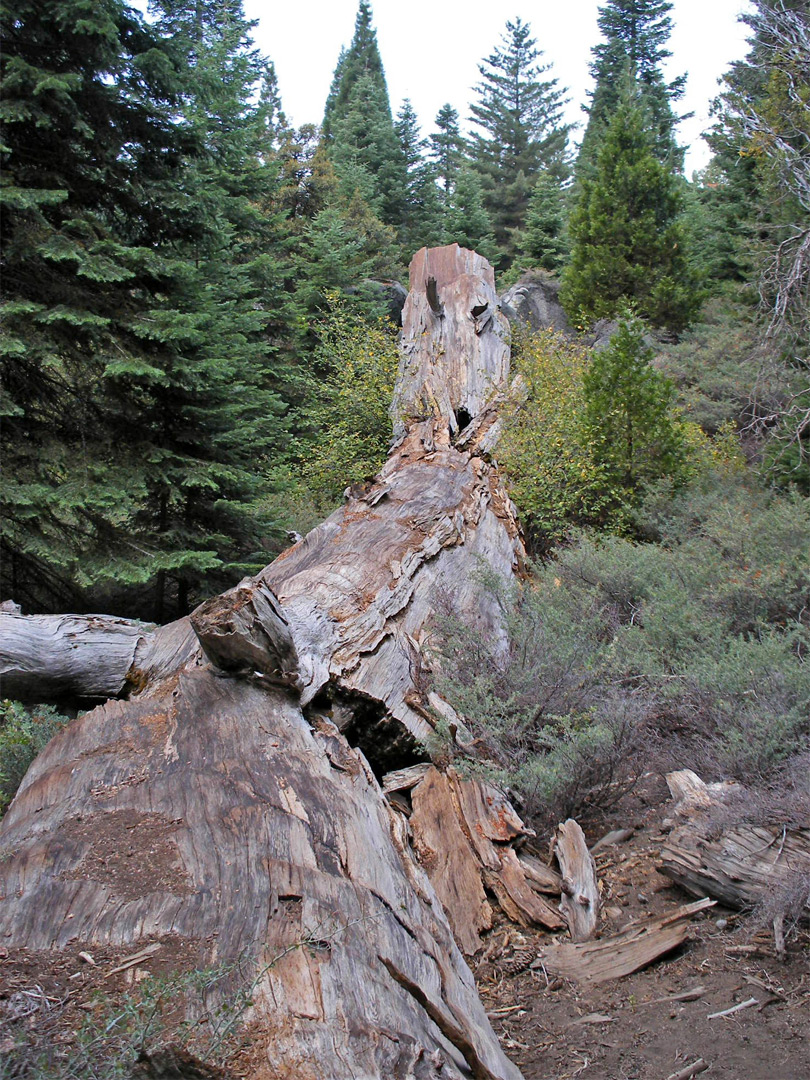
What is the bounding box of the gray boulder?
[499,271,571,335]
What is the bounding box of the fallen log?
[659,771,810,917]
[0,246,532,1079]
[531,898,715,984]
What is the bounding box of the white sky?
[244,0,755,175]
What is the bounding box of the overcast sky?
[244,0,755,175]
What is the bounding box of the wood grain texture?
[0,247,530,1079]
[0,670,522,1079]
[659,772,810,914]
[555,819,599,942]
[533,899,715,985]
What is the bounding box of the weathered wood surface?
[555,819,600,942]
[408,768,565,955]
[392,245,510,437]
[0,611,198,702]
[532,899,715,985]
[0,670,521,1079]
[0,247,529,1079]
[659,772,810,915]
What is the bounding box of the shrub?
[0,700,69,815]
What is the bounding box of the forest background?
[1,0,809,821]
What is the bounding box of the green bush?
[0,700,69,815]
[431,467,810,822]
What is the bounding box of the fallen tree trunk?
[0,246,533,1079]
[659,771,810,918]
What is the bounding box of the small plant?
[0,700,70,816]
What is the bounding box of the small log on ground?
[555,819,599,941]
[659,771,810,916]
[531,898,715,985]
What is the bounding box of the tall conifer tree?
[561,75,699,330]
[579,0,686,171]
[469,18,570,267]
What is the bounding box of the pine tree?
[561,75,700,331]
[469,17,571,266]
[429,104,466,203]
[515,171,569,273]
[579,0,686,171]
[322,1,386,138]
[582,309,688,499]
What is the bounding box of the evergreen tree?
[0,0,199,612]
[469,17,571,266]
[443,167,497,264]
[320,1,407,231]
[322,1,386,138]
[561,76,700,331]
[515,171,569,273]
[429,104,466,203]
[582,309,688,499]
[396,100,444,253]
[579,0,686,171]
[0,0,295,617]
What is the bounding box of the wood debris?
[555,819,599,942]
[531,898,715,985]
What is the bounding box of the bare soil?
[476,779,810,1080]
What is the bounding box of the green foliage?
[499,330,613,548]
[429,104,466,205]
[562,76,700,330]
[442,166,496,263]
[0,700,69,815]
[296,298,399,503]
[579,0,685,173]
[432,468,810,822]
[469,18,571,267]
[430,567,649,823]
[514,170,569,273]
[499,322,701,549]
[583,309,691,497]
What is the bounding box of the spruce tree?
[321,1,407,231]
[469,17,571,266]
[561,75,699,331]
[579,0,686,171]
[429,104,467,203]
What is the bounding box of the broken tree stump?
[0,246,538,1079]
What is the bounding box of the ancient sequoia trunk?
[0,246,543,1079]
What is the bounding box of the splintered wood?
[659,771,810,917]
[532,899,715,985]
[0,246,529,1080]
[409,767,564,955]
[555,819,599,942]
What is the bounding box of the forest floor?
[476,776,810,1080]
